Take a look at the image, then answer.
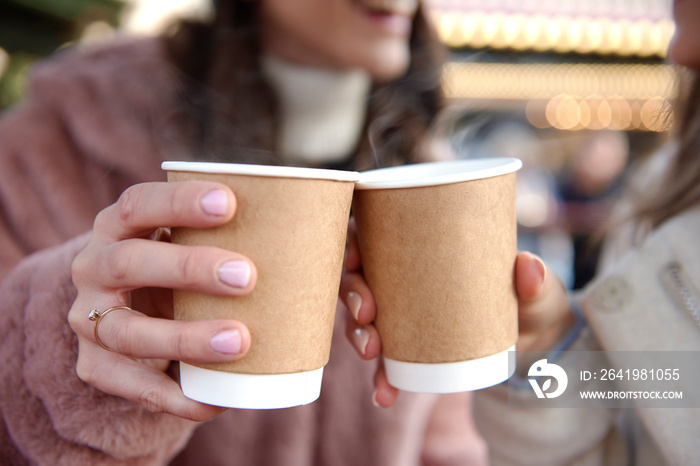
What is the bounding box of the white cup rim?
[355,157,522,190]
[162,161,360,182]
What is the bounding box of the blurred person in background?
[345,0,700,464]
[557,130,630,290]
[0,0,487,464]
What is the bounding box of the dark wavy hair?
[162,0,446,170]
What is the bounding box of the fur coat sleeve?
[0,38,197,465]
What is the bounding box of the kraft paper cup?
[353,157,522,393]
[162,161,359,409]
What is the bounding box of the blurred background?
[0,0,676,290]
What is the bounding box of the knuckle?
[67,306,83,332]
[139,385,166,414]
[115,186,140,226]
[105,242,135,283]
[110,315,135,355]
[173,327,195,359]
[75,358,97,385]
[92,209,111,235]
[70,250,91,286]
[177,248,204,288]
[71,253,86,280]
[169,187,189,220]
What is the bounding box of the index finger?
[96,181,236,240]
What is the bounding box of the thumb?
[515,251,573,352]
[515,251,548,304]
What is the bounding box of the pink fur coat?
[0,38,483,465]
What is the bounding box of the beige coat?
[475,198,700,465]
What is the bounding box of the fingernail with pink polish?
[347,291,362,320]
[210,329,242,354]
[201,189,228,216]
[218,261,251,288]
[353,327,370,355]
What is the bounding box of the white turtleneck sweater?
[260,55,371,166]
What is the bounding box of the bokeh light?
[443,62,676,132]
[431,9,674,58]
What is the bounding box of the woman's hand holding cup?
[513,251,575,354]
[342,221,575,406]
[68,181,256,421]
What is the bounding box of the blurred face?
[258,0,419,81]
[669,0,700,70]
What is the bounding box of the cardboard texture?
[167,171,354,374]
[352,172,518,364]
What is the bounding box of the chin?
[364,46,411,83]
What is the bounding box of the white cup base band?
[179,362,324,409]
[384,345,516,393]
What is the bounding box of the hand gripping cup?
[352,158,522,393]
[162,161,359,409]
